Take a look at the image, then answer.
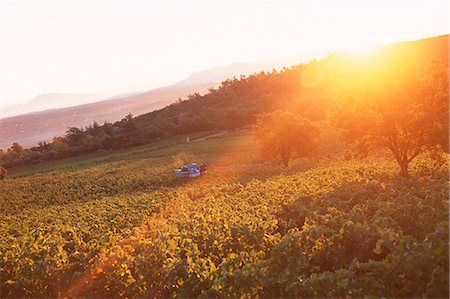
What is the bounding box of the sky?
[1,1,449,108]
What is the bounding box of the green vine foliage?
[0,154,448,298]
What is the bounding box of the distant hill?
[172,54,322,88]
[2,93,108,118]
[0,54,320,149]
[0,83,213,149]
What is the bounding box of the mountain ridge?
[2,93,108,118]
[0,54,322,149]
[0,83,215,149]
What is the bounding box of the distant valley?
[0,83,213,149]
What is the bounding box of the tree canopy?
[331,59,449,177]
[253,110,320,167]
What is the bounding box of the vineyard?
[0,132,448,298]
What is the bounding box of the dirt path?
[191,131,228,142]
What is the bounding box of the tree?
[331,59,449,177]
[252,110,320,167]
[65,127,85,147]
[0,166,6,180]
[9,142,23,154]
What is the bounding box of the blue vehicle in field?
[174,163,207,178]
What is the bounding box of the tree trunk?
[399,160,409,178]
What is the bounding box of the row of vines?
[1,153,448,297]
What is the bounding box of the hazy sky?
[1,1,449,107]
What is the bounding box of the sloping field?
[0,133,448,298]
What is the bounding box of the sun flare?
[1,1,449,298]
[344,45,382,60]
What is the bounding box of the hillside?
[0,131,448,297]
[2,93,108,118]
[2,1,449,297]
[1,34,447,168]
[0,54,317,150]
[172,54,321,87]
[129,34,450,139]
[0,83,213,149]
[0,34,448,298]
